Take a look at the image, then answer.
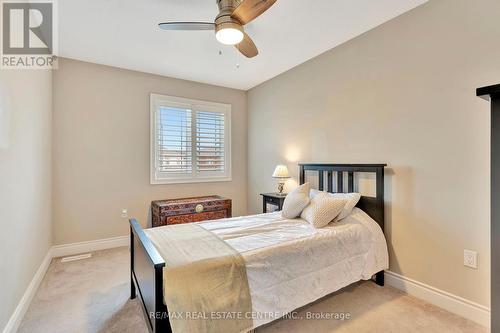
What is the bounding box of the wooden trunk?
[151,195,232,227]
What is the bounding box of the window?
[150,94,231,184]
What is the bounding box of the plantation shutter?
[156,107,192,174]
[151,94,231,184]
[196,111,226,173]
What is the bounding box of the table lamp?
[272,165,290,195]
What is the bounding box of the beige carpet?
[18,247,487,333]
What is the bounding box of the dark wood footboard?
[130,218,172,333]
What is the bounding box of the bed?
[130,163,388,333]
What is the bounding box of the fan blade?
[231,0,277,24]
[235,32,258,58]
[158,22,215,31]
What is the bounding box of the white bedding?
[199,207,389,328]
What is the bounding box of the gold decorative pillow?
[301,192,347,228]
[310,190,361,221]
[333,193,361,221]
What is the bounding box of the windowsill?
[150,176,232,185]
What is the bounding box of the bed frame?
[129,163,387,333]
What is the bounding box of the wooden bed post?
[375,165,385,286]
[375,271,384,286]
[155,267,172,333]
[130,226,136,299]
[299,164,305,185]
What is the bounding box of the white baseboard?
[2,249,53,333]
[51,235,129,258]
[385,270,490,328]
[2,235,129,333]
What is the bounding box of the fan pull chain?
[236,48,240,69]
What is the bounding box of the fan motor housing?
[217,0,241,15]
[215,0,243,28]
[215,15,242,29]
[217,0,242,10]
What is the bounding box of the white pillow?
[333,193,361,220]
[281,183,311,219]
[309,188,321,199]
[300,192,346,228]
[309,189,361,221]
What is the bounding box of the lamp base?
[277,182,285,195]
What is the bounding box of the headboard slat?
[348,172,354,192]
[337,172,343,193]
[327,171,333,192]
[299,163,386,233]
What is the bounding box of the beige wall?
[53,58,247,245]
[0,70,52,329]
[248,0,498,307]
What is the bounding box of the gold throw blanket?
[144,224,253,333]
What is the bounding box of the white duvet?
[199,208,389,329]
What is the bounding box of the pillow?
[333,193,361,221]
[309,188,322,199]
[281,183,311,219]
[309,189,361,221]
[300,192,347,228]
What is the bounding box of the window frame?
[150,94,232,185]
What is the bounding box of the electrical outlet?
[464,250,478,269]
[121,209,128,218]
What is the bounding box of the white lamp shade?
[272,165,290,178]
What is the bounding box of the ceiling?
[58,0,428,90]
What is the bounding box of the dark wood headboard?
[299,163,386,232]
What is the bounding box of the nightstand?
[260,193,287,213]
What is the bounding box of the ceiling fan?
[158,0,277,58]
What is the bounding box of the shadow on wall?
[384,166,414,276]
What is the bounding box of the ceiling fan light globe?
[216,27,244,45]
